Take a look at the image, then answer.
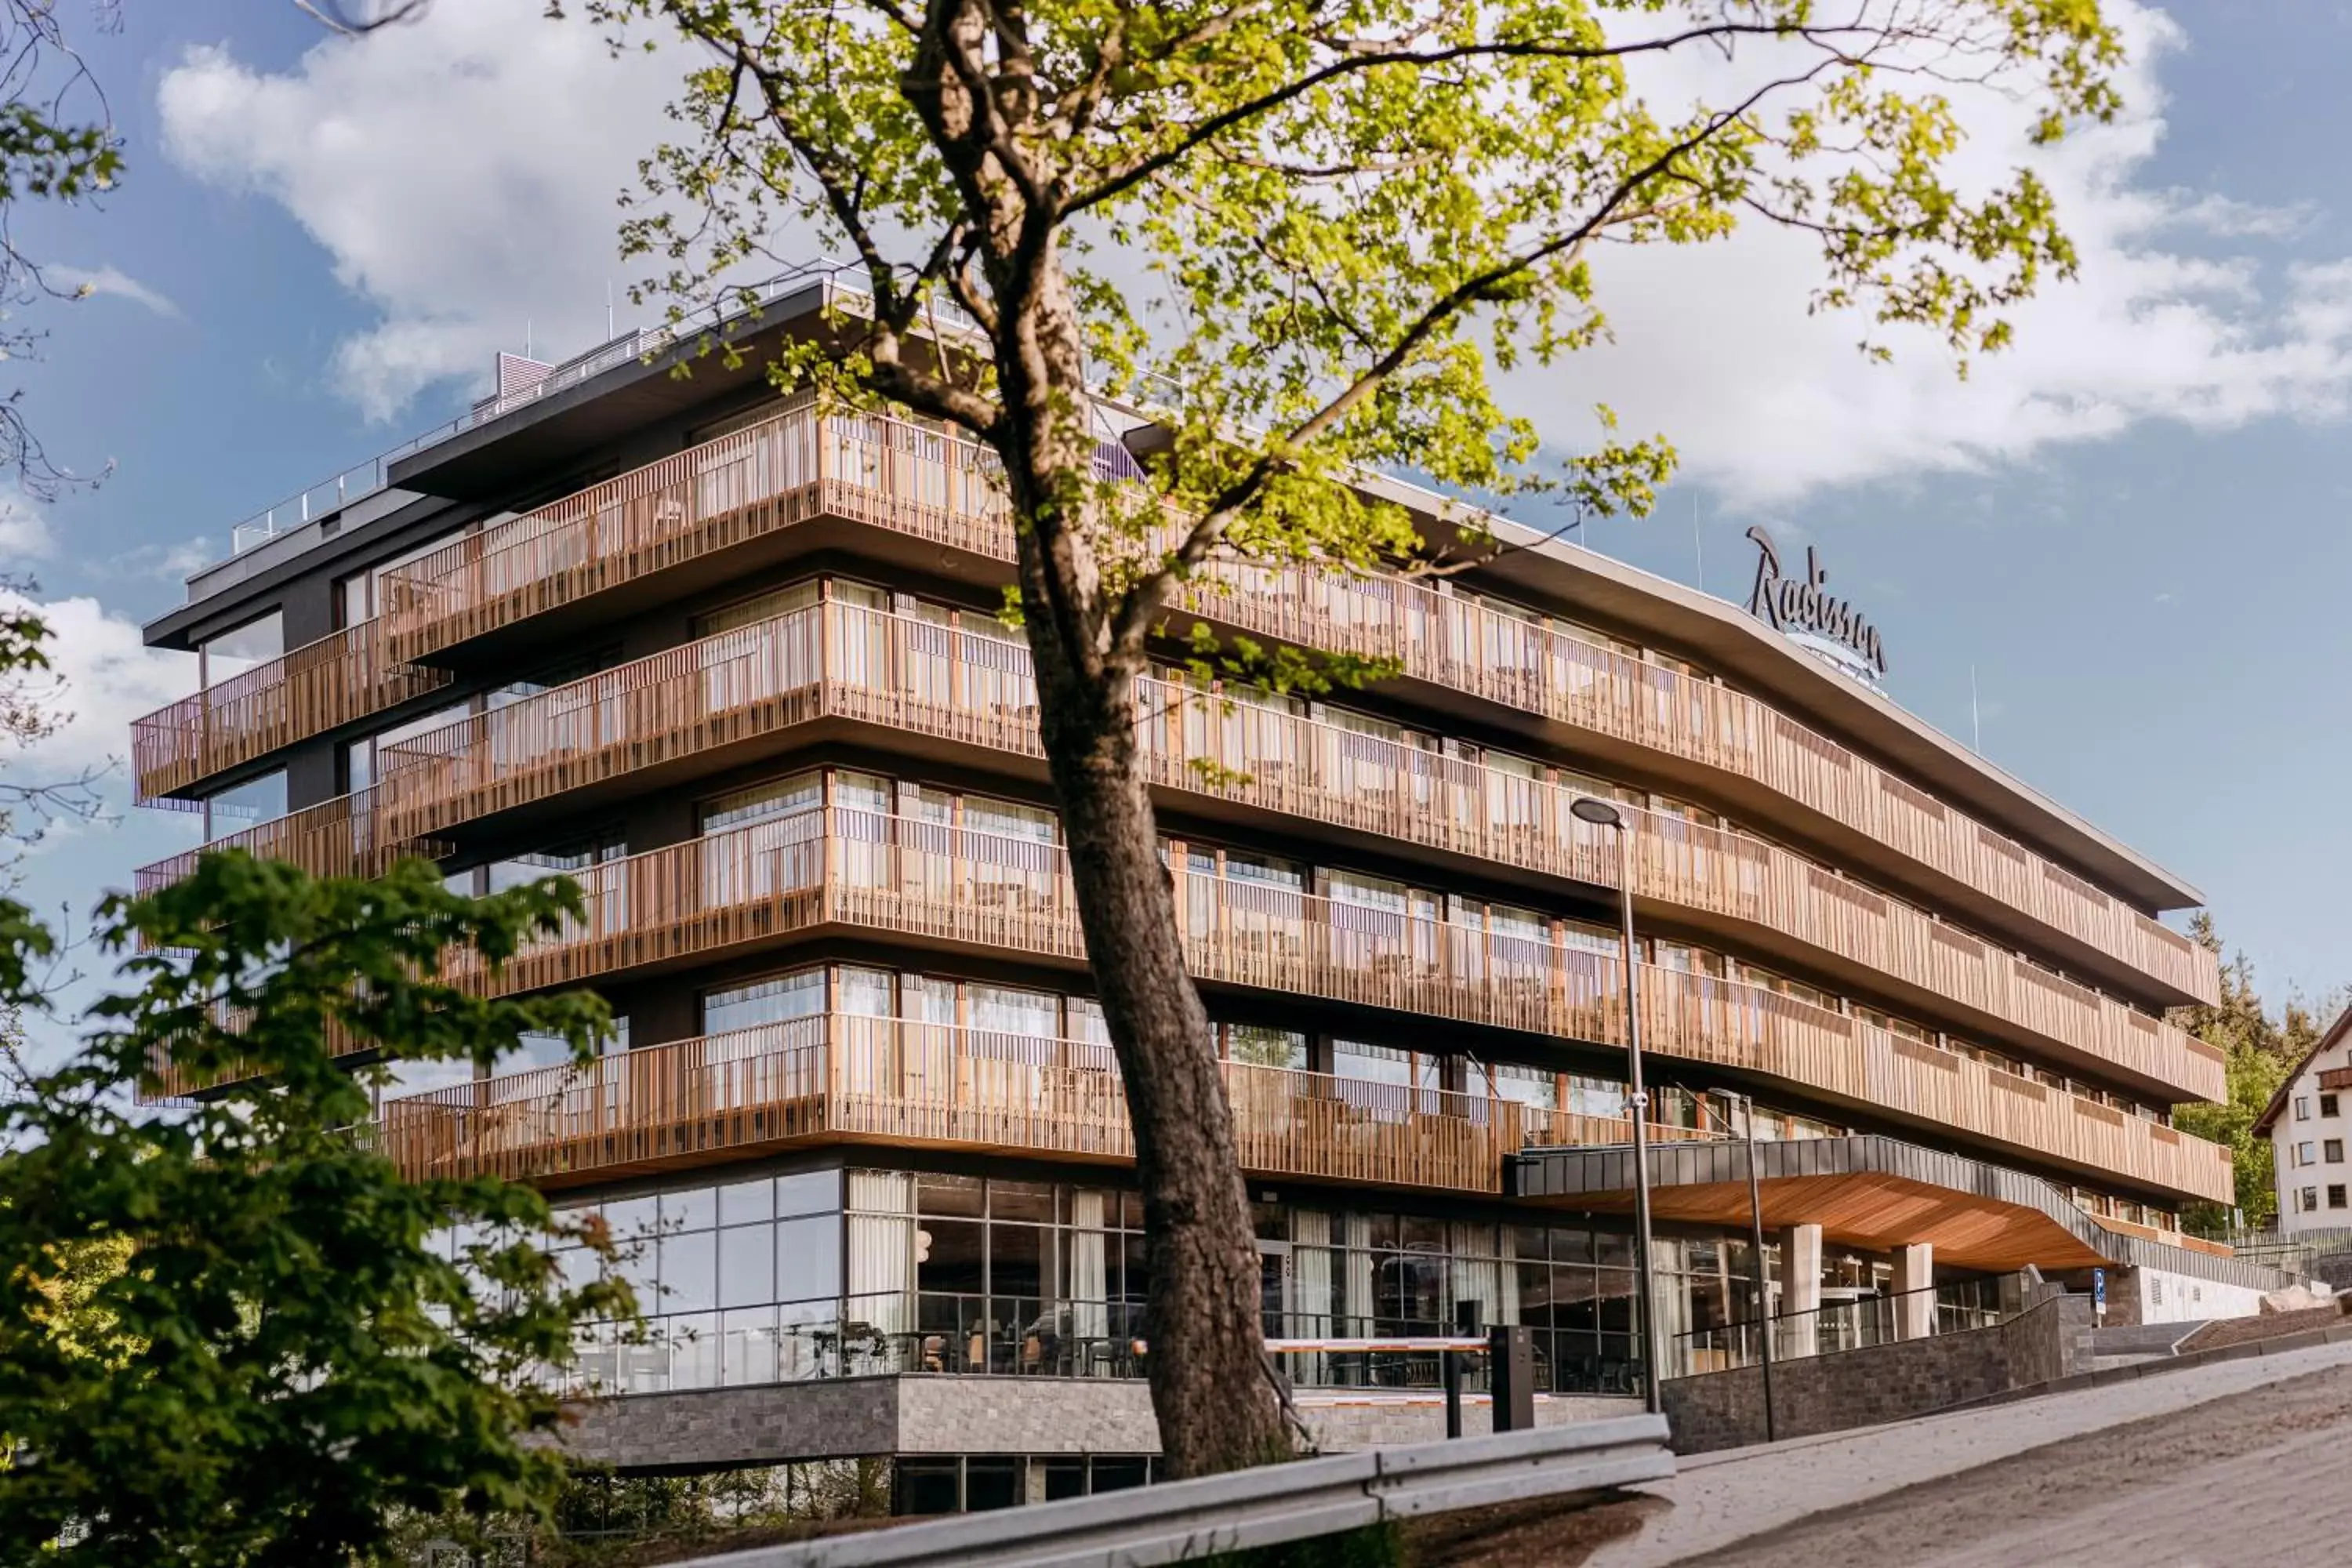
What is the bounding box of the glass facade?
[546,1166,1815,1399]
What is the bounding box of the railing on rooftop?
[397,804,2230,1204]
[366,400,2216,1007]
[212,256,962,565]
[357,597,2219,1105]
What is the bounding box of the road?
[1568,1336,2352,1567]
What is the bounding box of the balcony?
[376,1012,1689,1194]
[412,806,2230,1205]
[372,401,2215,1007]
[359,599,2220,1105]
[130,619,452,804]
[135,789,448,895]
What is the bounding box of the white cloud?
[49,264,182,319]
[117,537,219,581]
[0,499,53,561]
[154,1,2352,499]
[158,4,687,422]
[0,585,192,781]
[1515,3,2352,499]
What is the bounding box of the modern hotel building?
[132,274,2269,1508]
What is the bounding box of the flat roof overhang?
[1509,1133,2125,1274]
[386,282,862,503]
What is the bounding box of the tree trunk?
[1027,631,1295,1479]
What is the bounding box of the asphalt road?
[1577,1336,2352,1567]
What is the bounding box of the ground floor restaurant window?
[546,1168,1783,1399]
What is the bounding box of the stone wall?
[1661,1294,2094,1456]
[562,1376,1636,1472]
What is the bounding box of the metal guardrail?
[659,1414,1672,1567]
[214,254,988,566]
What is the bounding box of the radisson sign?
[1744,525,1888,681]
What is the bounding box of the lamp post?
[1734,1091,1777,1443]
[1570,795,1661,1414]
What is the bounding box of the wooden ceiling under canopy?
[1510,1134,2132,1274]
[1534,1171,2109,1273]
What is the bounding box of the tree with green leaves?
[2172,913,2332,1232]
[566,0,2125,1472]
[0,853,634,1566]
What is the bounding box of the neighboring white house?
[2255,1005,2352,1235]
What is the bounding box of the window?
[2326,1094,2342,1118]
[2305,1187,2321,1213]
[2297,1096,2313,1122]
[694,578,824,637]
[345,702,467,793]
[198,611,284,687]
[701,769,826,834]
[201,768,287,842]
[1223,1025,1307,1070]
[2299,1141,2318,1167]
[2332,1186,2348,1211]
[2329,1141,2345,1164]
[702,967,828,1036]
[337,526,472,626]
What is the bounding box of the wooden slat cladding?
[412,807,2230,1204]
[369,403,2214,1005]
[133,787,449,895]
[372,1012,1700,1193]
[362,601,2220,1104]
[130,619,453,803]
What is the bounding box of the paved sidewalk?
[1588,1334,2352,1566]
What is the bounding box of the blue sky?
[9,0,2352,1029]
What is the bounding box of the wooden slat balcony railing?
[372,401,2216,1007]
[413,806,2229,1205]
[373,1012,1704,1193]
[130,619,454,803]
[132,786,451,896]
[364,601,2220,1105]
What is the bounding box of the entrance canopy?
[1508,1134,2126,1274]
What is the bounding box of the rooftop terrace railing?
[400,804,2230,1205]
[358,597,2219,1104]
[212,260,904,564]
[368,401,2214,1007]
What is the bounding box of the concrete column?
[1893,1242,1935,1340]
[1777,1223,1822,1359]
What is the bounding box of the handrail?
[362,399,2212,1006]
[412,804,2230,1204]
[209,258,909,564]
[132,786,450,895]
[129,617,453,803]
[356,597,2218,1103]
[374,1011,1708,1193]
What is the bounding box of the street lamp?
[1570,795,1661,1415]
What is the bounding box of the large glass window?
[345,702,468,794]
[201,768,287,842]
[337,527,472,627]
[198,611,284,687]
[702,967,827,1035]
[701,769,824,834]
[694,578,823,638]
[550,1170,1714,1402]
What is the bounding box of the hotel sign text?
[1744,526,1888,679]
